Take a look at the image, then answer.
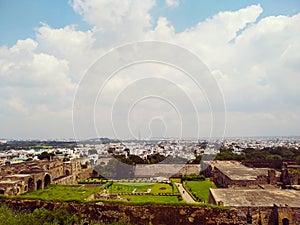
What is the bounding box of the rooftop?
[0,180,20,184]
[210,188,300,207]
[6,174,31,178]
[212,161,274,180]
[135,164,199,178]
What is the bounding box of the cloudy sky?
[0,0,299,140]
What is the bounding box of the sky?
[0,0,300,140]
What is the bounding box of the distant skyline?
[0,0,300,139]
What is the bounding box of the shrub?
[0,204,78,225]
[182,174,205,181]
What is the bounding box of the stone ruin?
[0,158,92,196]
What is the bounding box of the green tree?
[38,151,55,160]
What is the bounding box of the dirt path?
[175,183,196,203]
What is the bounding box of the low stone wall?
[52,175,75,185]
[1,199,299,224]
[0,199,245,225]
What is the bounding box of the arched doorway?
[282,218,289,225]
[28,178,35,191]
[37,180,42,190]
[44,174,51,187]
[66,169,70,176]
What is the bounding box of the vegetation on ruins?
[0,201,229,225]
[0,204,78,225]
[183,179,216,202]
[18,185,101,202]
[94,199,228,209]
[0,203,135,225]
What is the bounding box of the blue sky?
[1,0,299,47]
[0,0,300,139]
[0,0,89,46]
[152,0,300,32]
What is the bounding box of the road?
[175,183,195,203]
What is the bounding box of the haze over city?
[0,0,299,140]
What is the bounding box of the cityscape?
[0,137,299,224]
[1,0,300,225]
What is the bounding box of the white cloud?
[0,37,76,138]
[166,0,179,7]
[36,24,99,82]
[7,97,29,116]
[145,5,264,68]
[0,2,299,138]
[218,13,300,109]
[71,0,155,46]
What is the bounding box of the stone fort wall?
[1,199,300,225]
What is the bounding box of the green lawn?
[17,182,181,204]
[120,195,179,204]
[151,183,178,194]
[184,179,216,202]
[19,185,101,202]
[109,183,153,194]
[109,182,178,194]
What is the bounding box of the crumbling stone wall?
[0,199,245,225]
[0,158,92,195]
[237,206,300,225]
[1,199,299,225]
[281,168,300,186]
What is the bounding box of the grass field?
[19,185,101,202]
[16,182,182,204]
[120,195,179,204]
[109,182,178,194]
[184,179,216,202]
[109,183,152,193]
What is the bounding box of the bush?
[0,204,78,225]
[182,174,205,181]
[104,181,113,189]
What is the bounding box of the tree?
[147,153,166,164]
[266,154,282,160]
[38,151,54,161]
[124,148,130,156]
